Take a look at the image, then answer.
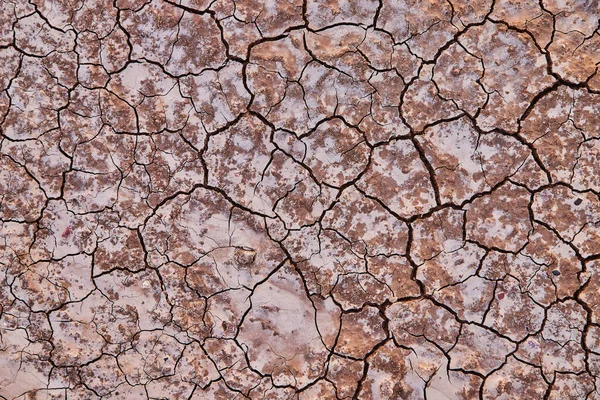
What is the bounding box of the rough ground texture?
[1,0,600,399]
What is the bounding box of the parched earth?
[1,0,600,398]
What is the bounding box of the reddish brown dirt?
[1,0,600,398]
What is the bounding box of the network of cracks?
[1,0,600,398]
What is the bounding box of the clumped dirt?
[1,0,600,398]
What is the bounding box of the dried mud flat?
[1,0,600,399]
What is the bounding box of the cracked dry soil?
[1,0,600,398]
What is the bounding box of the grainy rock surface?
[1,0,600,399]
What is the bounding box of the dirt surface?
[1,0,600,399]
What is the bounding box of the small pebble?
[575,198,582,205]
[552,270,561,276]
